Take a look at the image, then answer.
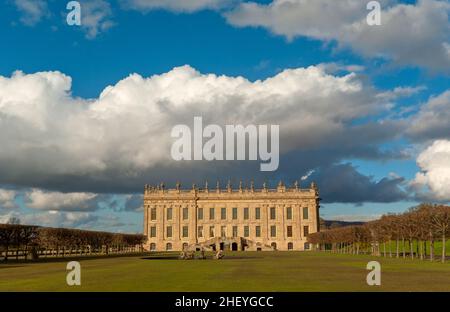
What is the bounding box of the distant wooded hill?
[321,219,365,230]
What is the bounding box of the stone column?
[264,204,269,243]
[281,204,286,240]
[295,204,300,242]
[190,201,197,245]
[178,204,181,241]
[157,205,164,250]
[143,203,148,237]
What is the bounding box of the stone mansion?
[143,181,320,252]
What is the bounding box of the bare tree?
[427,205,450,263]
[307,204,449,263]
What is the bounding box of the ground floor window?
[271,242,277,250]
[166,243,172,251]
[288,242,293,250]
[304,242,310,250]
[182,242,188,250]
[150,243,156,251]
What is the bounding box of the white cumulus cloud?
[0,189,18,210]
[0,64,390,193]
[80,0,115,39]
[14,0,49,26]
[412,140,450,202]
[25,189,98,211]
[22,211,99,228]
[225,0,450,71]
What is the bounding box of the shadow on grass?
[1,251,267,265]
[0,252,153,265]
[141,254,264,261]
[0,265,25,269]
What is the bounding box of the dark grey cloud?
[308,163,407,204]
[0,120,406,206]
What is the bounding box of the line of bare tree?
[308,204,450,263]
[0,224,147,262]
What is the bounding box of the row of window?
[150,207,309,221]
[149,242,310,251]
[149,225,310,238]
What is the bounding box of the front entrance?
[231,242,238,251]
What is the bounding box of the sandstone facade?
[143,181,320,251]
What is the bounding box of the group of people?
[179,248,224,260]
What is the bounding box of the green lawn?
[1,252,450,291]
[383,240,450,256]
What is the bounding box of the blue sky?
[0,0,449,232]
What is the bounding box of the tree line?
[308,204,450,263]
[0,224,147,262]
